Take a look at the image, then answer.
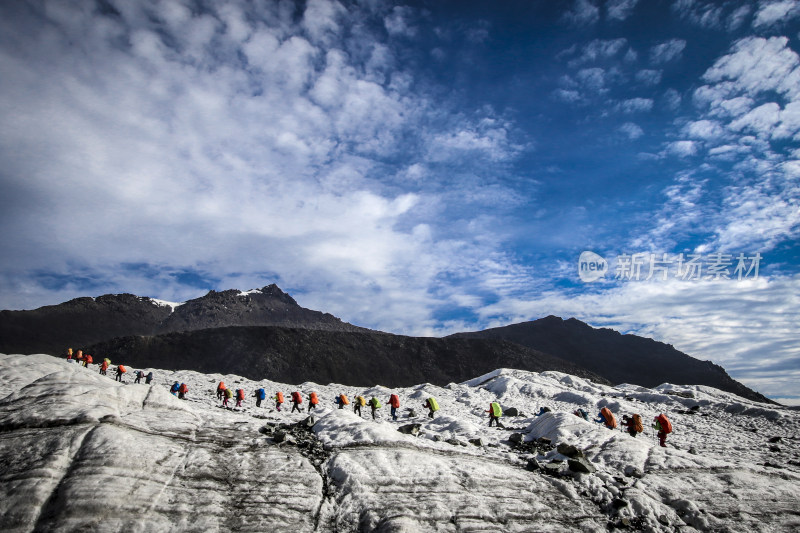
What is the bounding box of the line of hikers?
[214,382,440,421]
[571,406,672,447]
[65,347,153,385]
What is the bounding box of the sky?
[0,0,798,403]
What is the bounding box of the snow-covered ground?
[1,354,798,532]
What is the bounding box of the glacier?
[0,354,798,532]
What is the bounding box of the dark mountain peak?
[257,284,298,305]
[452,315,772,404]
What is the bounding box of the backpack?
[389,394,400,408]
[275,391,284,403]
[257,388,266,400]
[292,391,303,404]
[632,414,644,433]
[427,398,439,412]
[225,388,234,399]
[357,396,366,406]
[656,414,672,434]
[237,389,244,400]
[371,398,382,408]
[340,394,349,405]
[600,407,617,429]
[170,383,179,392]
[146,372,153,379]
[490,402,502,417]
[118,365,127,373]
[218,382,226,391]
[310,392,319,405]
[179,383,187,393]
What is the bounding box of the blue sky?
[1,0,799,402]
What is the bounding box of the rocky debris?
[612,498,629,509]
[769,445,781,453]
[537,437,552,446]
[623,465,644,478]
[397,423,421,436]
[556,443,584,458]
[469,438,486,447]
[769,436,782,443]
[542,461,563,476]
[525,458,540,471]
[446,438,468,447]
[509,433,524,445]
[688,447,698,455]
[504,407,519,416]
[406,409,417,418]
[568,457,596,474]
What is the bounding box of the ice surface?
[1,355,799,532]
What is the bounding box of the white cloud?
[665,140,698,157]
[635,69,662,86]
[562,0,600,26]
[619,122,644,139]
[606,0,639,21]
[649,39,687,64]
[568,38,629,67]
[672,0,725,28]
[384,6,417,37]
[684,119,726,141]
[617,98,654,113]
[752,0,800,28]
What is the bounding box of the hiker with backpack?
[83,354,93,368]
[178,383,188,399]
[486,402,502,427]
[369,397,381,420]
[217,382,226,401]
[535,406,551,416]
[291,391,303,413]
[170,382,180,395]
[134,370,144,384]
[354,395,365,417]
[423,397,439,419]
[115,365,127,382]
[223,387,233,407]
[66,348,74,362]
[254,388,266,408]
[235,389,245,408]
[573,408,589,421]
[388,394,400,421]
[653,414,672,447]
[274,391,284,412]
[99,359,109,376]
[622,414,644,437]
[308,392,319,412]
[335,393,349,409]
[145,371,153,384]
[596,407,617,429]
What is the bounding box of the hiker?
[115,364,127,382]
[573,408,588,421]
[369,397,381,420]
[354,395,365,417]
[596,407,617,429]
[388,394,400,421]
[308,392,319,412]
[66,348,74,362]
[170,382,180,395]
[486,402,502,427]
[274,391,284,411]
[134,370,144,384]
[653,414,672,447]
[223,387,233,407]
[99,359,109,376]
[254,388,266,408]
[178,383,188,400]
[423,397,439,419]
[145,371,153,384]
[236,388,245,408]
[291,391,303,413]
[535,406,551,416]
[335,393,349,409]
[75,350,84,365]
[83,354,93,368]
[216,382,227,401]
[622,414,644,438]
